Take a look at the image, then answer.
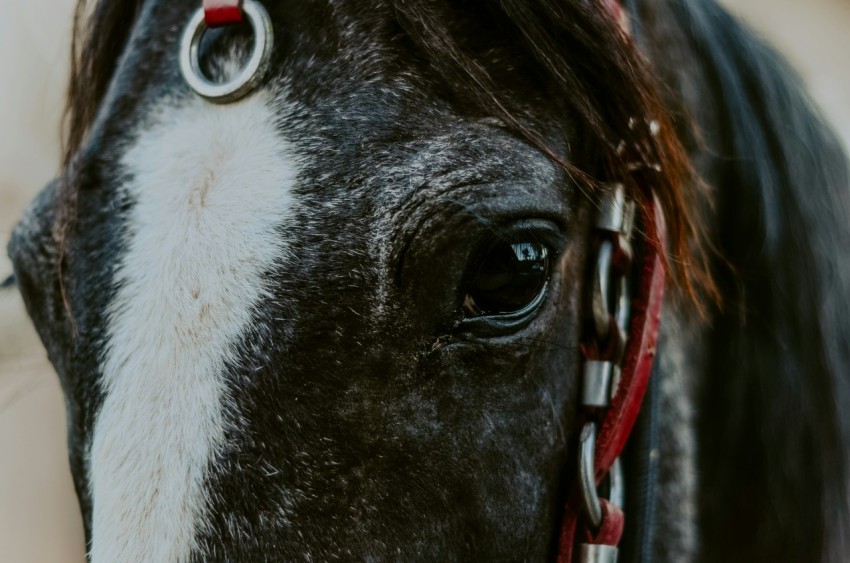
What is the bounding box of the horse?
[6,0,850,560]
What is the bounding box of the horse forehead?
[85,83,522,559]
[89,91,302,561]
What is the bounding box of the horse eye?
[463,242,550,318]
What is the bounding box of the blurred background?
[1,0,848,560]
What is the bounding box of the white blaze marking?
[90,93,298,562]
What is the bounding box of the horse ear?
[8,178,75,374]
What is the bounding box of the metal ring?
[579,422,603,528]
[608,457,624,509]
[614,276,630,335]
[179,0,274,103]
[591,240,614,341]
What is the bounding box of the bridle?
[179,2,666,562]
[558,174,666,563]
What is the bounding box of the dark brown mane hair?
[61,0,713,306]
[58,0,145,318]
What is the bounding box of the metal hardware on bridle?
[179,0,273,103]
[580,544,620,563]
[577,189,638,563]
[587,185,634,353]
[577,183,635,563]
[557,117,666,563]
[572,114,663,563]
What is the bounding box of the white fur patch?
[90,93,298,562]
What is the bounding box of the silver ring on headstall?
[179,0,274,103]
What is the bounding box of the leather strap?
[603,0,631,35]
[558,198,666,562]
[595,202,665,477]
[583,500,625,547]
[203,0,243,27]
[554,3,665,561]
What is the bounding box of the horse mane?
[669,2,850,561]
[64,1,143,169]
[56,0,144,318]
[60,0,712,305]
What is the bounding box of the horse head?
[9,0,850,561]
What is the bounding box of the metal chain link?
[576,119,660,563]
[578,183,635,530]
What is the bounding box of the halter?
[178,3,665,562]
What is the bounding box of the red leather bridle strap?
[552,5,665,561]
[557,198,666,562]
[203,0,243,27]
[595,202,665,476]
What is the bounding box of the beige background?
[1,1,848,561]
